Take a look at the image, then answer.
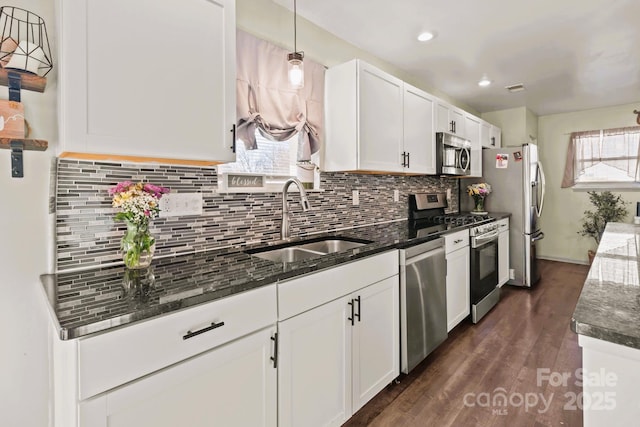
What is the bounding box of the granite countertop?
[41,212,510,341]
[571,222,640,349]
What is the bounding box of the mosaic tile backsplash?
[55,159,459,271]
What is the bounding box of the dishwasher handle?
[404,245,446,266]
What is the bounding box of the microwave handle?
[460,147,470,172]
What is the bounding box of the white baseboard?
[537,255,589,266]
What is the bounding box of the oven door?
[470,234,499,322]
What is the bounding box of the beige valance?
[561,126,640,188]
[236,30,325,161]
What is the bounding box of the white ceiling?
[276,0,640,116]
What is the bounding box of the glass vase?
[121,220,156,269]
[472,195,485,212]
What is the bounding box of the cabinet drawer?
[444,229,469,253]
[278,251,398,320]
[497,217,509,231]
[78,284,277,400]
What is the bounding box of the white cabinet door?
[480,120,492,148]
[446,247,470,332]
[491,125,502,148]
[465,114,482,177]
[352,276,399,412]
[358,62,404,172]
[451,108,465,136]
[436,101,465,136]
[403,83,436,174]
[278,296,352,427]
[80,326,277,427]
[58,0,236,163]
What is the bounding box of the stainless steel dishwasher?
[399,237,447,374]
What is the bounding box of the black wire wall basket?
[0,6,53,77]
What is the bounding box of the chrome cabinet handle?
[183,321,225,340]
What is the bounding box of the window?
[222,30,324,192]
[218,129,298,176]
[217,129,319,191]
[562,126,640,189]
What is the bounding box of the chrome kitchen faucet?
[281,177,311,239]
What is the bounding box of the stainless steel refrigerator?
[465,144,546,287]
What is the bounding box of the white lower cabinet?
[53,252,401,427]
[278,295,351,427]
[53,284,278,427]
[80,326,277,427]
[444,230,470,332]
[497,218,510,286]
[278,276,399,427]
[277,251,399,427]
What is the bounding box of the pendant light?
[287,0,304,89]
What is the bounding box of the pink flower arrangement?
[108,181,170,226]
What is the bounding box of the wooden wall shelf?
[0,138,48,151]
[0,69,46,93]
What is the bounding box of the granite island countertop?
[41,212,511,341]
[571,222,640,349]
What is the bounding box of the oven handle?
[473,230,499,244]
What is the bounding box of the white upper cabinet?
[324,59,435,174]
[57,0,237,163]
[436,101,465,136]
[481,120,502,148]
[324,59,403,173]
[490,125,502,148]
[403,83,436,174]
[358,61,404,172]
[465,114,482,177]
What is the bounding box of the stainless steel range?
[408,193,500,325]
[468,220,500,323]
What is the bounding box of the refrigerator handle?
[536,161,546,217]
[532,231,545,243]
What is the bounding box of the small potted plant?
[578,191,628,263]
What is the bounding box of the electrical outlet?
[446,188,452,200]
[159,193,203,217]
[394,190,400,202]
[352,190,359,206]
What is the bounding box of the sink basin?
[296,239,369,254]
[246,236,372,263]
[249,247,325,263]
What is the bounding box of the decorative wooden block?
[219,173,266,191]
[0,99,24,138]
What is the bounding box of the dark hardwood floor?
[346,260,590,427]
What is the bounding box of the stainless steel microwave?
[436,132,471,175]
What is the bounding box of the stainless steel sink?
[249,247,325,263]
[296,239,368,254]
[246,237,372,263]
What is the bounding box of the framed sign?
[220,173,266,191]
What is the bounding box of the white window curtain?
[235,30,325,162]
[561,126,640,187]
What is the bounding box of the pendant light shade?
[288,51,304,89]
[288,0,304,89]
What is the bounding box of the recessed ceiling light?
[478,75,492,87]
[417,31,435,42]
